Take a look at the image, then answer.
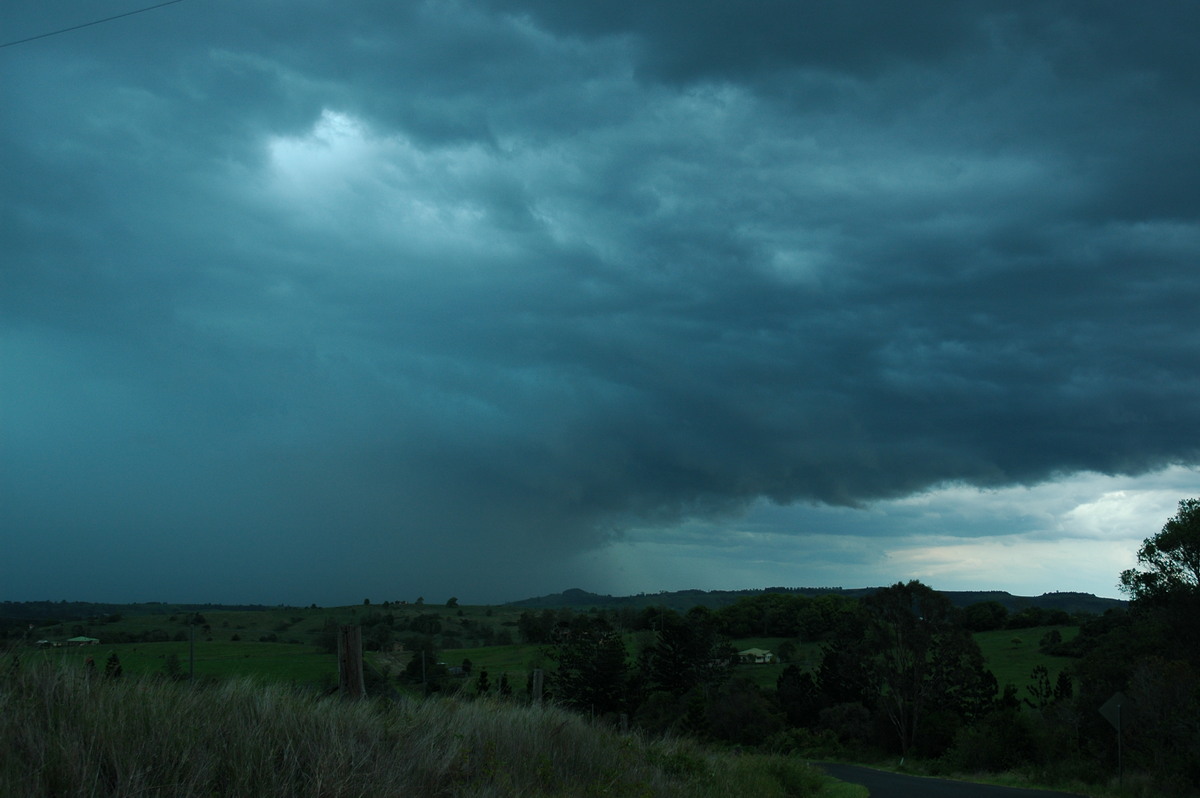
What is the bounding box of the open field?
[30,640,337,684]
[438,643,543,683]
[972,625,1079,693]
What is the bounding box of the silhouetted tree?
[816,602,874,708]
[518,609,566,644]
[409,614,442,635]
[640,608,733,697]
[705,678,783,745]
[962,601,1008,632]
[831,581,996,756]
[549,616,630,715]
[313,618,339,654]
[1120,498,1200,604]
[776,664,821,727]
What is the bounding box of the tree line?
[525,499,1199,794]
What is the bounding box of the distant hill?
[0,600,279,623]
[936,590,1124,615]
[506,586,1125,615]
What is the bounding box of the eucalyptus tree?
[822,580,995,756]
[1120,498,1200,604]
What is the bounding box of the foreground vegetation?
[4,498,1196,796]
[0,658,853,798]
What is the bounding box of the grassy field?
[30,640,338,684]
[2,659,857,798]
[972,625,1079,695]
[438,643,543,685]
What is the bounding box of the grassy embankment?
[0,658,864,798]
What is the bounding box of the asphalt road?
[817,763,1088,798]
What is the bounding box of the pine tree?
[549,616,630,715]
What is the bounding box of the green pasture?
[30,641,336,684]
[36,606,335,645]
[437,643,546,686]
[972,625,1078,695]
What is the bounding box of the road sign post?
[1099,691,1133,785]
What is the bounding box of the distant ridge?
[506,586,1125,615]
[0,600,280,622]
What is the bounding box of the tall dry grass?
[1,655,827,797]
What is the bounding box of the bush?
[944,710,1038,772]
[764,727,844,759]
[704,679,783,746]
[818,702,872,746]
[1037,629,1063,654]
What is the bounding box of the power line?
[0,0,187,49]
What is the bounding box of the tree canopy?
[1120,498,1200,604]
[548,616,630,715]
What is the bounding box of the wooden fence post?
[338,625,365,699]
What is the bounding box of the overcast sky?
[2,1,1197,606]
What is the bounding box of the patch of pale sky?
[263,108,524,263]
[589,467,1195,599]
[265,110,392,214]
[756,248,823,286]
[881,535,1135,597]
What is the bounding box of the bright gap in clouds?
[592,466,1196,600]
[267,109,377,193]
[262,108,493,251]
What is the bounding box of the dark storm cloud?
[482,0,986,80]
[1,1,1198,602]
